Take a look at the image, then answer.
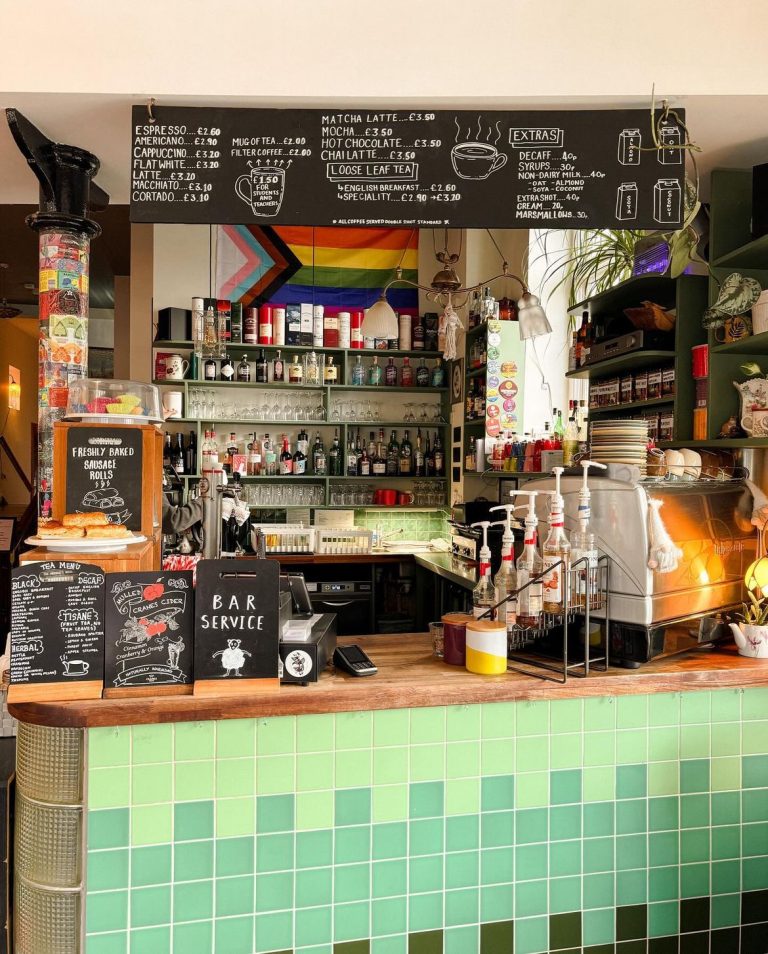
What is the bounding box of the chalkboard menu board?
[104,572,194,693]
[131,106,685,229]
[194,560,280,695]
[9,561,105,701]
[65,426,143,530]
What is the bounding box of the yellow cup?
[465,620,507,675]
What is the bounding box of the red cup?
[441,612,473,666]
[379,489,397,506]
[397,491,414,505]
[373,490,384,504]
[691,344,709,379]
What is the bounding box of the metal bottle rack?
[486,555,611,684]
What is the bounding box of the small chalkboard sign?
[104,572,194,697]
[64,426,143,530]
[9,561,105,702]
[194,559,280,696]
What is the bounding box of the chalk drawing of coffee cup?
[451,142,507,180]
[235,167,286,217]
[61,656,89,677]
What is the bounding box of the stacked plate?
[589,419,649,475]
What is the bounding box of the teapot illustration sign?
[235,166,286,217]
[61,656,89,677]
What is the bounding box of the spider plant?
[740,590,768,626]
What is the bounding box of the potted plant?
[730,593,768,658]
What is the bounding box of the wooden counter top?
[10,635,768,728]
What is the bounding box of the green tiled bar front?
[84,689,768,953]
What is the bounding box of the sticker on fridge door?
[616,182,638,221]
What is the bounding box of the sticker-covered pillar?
[5,109,109,520]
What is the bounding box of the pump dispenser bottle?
[490,503,519,639]
[513,491,544,629]
[542,467,571,614]
[570,460,607,608]
[471,521,496,620]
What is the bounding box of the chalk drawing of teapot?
[61,656,90,677]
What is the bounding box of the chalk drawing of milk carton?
[658,124,683,165]
[618,129,641,165]
[616,182,638,221]
[653,179,682,225]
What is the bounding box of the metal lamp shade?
[362,296,399,340]
[517,292,552,340]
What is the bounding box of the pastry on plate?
[38,525,85,539]
[85,525,133,539]
[63,512,110,528]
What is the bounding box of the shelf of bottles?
[157,317,451,510]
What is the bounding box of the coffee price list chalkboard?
[131,106,685,229]
[64,426,143,530]
[9,561,105,701]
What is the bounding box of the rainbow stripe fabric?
[267,226,419,314]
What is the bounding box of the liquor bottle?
[553,408,565,444]
[542,468,571,614]
[433,431,445,477]
[256,349,268,383]
[466,380,475,420]
[424,433,435,477]
[263,434,277,476]
[351,354,365,385]
[204,356,217,381]
[247,433,262,476]
[515,491,544,628]
[279,435,294,475]
[416,358,430,387]
[578,400,589,453]
[163,432,172,467]
[220,354,234,382]
[368,356,382,386]
[399,429,412,476]
[293,434,308,474]
[313,432,327,476]
[243,307,258,345]
[185,431,197,474]
[475,383,486,419]
[471,522,496,620]
[414,429,425,476]
[273,350,284,383]
[324,355,338,383]
[400,356,413,387]
[431,359,446,388]
[568,326,578,372]
[359,441,371,476]
[346,433,358,476]
[562,409,579,467]
[328,430,342,476]
[373,429,387,476]
[305,350,320,386]
[209,431,219,467]
[289,355,303,384]
[384,356,397,386]
[203,305,218,354]
[386,430,399,476]
[576,310,590,368]
[412,313,425,350]
[237,354,251,382]
[200,430,212,472]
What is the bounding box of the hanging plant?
[702,272,762,330]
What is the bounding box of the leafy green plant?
[740,590,768,625]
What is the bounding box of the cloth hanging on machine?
[646,497,683,573]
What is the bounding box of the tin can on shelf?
[350,311,363,349]
[259,304,273,345]
[338,311,351,349]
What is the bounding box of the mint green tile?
[480,846,513,884]
[743,788,768,822]
[583,731,615,767]
[482,701,515,738]
[711,689,741,722]
[216,758,255,797]
[481,775,514,812]
[172,879,213,922]
[215,914,253,953]
[255,871,293,912]
[681,862,710,898]
[446,777,479,816]
[130,885,171,928]
[516,701,550,736]
[172,920,212,954]
[584,697,615,732]
[297,713,335,752]
[87,890,128,934]
[550,733,581,770]
[446,704,481,741]
[550,699,583,734]
[681,794,710,828]
[216,836,254,876]
[89,727,131,767]
[174,722,215,761]
[409,745,444,782]
[681,758,709,793]
[175,800,213,841]
[551,769,582,805]
[373,821,407,860]
[681,827,710,864]
[617,868,647,905]
[583,872,614,909]
[174,760,214,802]
[173,841,213,882]
[743,721,768,755]
[86,933,127,954]
[129,926,170,954]
[410,707,446,744]
[446,741,480,779]
[583,802,614,838]
[373,746,408,786]
[681,724,710,760]
[615,832,646,871]
[649,796,679,832]
[334,748,373,791]
[411,817,444,855]
[480,739,515,776]
[373,709,409,747]
[257,716,296,755]
[515,915,548,954]
[215,874,254,917]
[89,809,130,850]
[372,933,407,953]
[131,763,172,806]
[712,859,741,895]
[583,837,613,873]
[648,900,678,937]
[297,830,332,868]
[131,845,171,886]
[334,900,371,941]
[409,891,443,932]
[615,729,648,764]
[617,764,646,799]
[681,690,710,724]
[550,804,581,841]
[446,849,479,889]
[712,756,741,791]
[743,820,768,857]
[583,767,614,802]
[516,843,547,881]
[447,814,480,853]
[649,830,679,867]
[131,724,173,764]
[335,711,372,750]
[296,790,333,830]
[335,863,371,904]
[711,893,740,929]
[446,923,481,954]
[296,866,333,907]
[742,686,768,720]
[516,808,548,845]
[131,804,172,846]
[515,879,547,917]
[334,826,370,865]
[617,694,648,729]
[712,722,740,757]
[516,772,548,808]
[549,875,581,914]
[712,825,740,860]
[410,782,444,820]
[445,887,479,926]
[372,784,408,823]
[373,858,407,898]
[649,864,679,902]
[516,736,548,773]
[257,794,295,833]
[256,755,295,795]
[616,798,647,835]
[297,752,334,792]
[648,761,679,796]
[217,719,256,759]
[88,848,129,891]
[648,693,680,726]
[216,797,255,837]
[549,840,580,878]
[649,726,679,762]
[583,907,614,945]
[255,910,292,952]
[90,767,130,810]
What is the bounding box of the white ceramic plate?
[26,534,147,552]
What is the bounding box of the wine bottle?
[255,349,268,383]
[279,435,294,475]
[237,354,251,382]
